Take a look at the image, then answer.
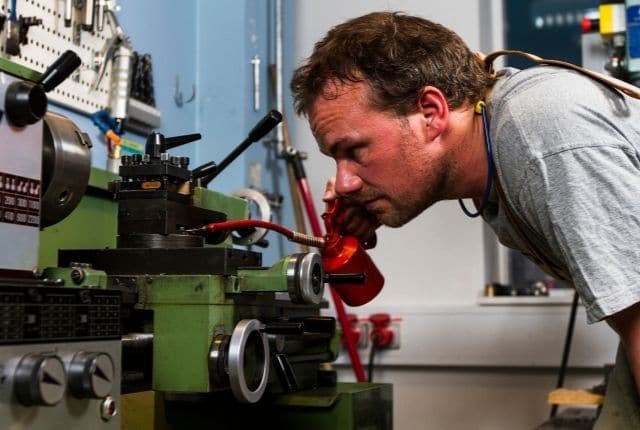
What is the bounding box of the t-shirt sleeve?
[518,144,640,323]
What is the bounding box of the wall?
[288,1,619,429]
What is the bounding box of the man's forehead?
[310,80,367,128]
[320,77,362,99]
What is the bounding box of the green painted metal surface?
[150,277,230,392]
[233,256,290,293]
[161,382,393,429]
[270,382,393,429]
[144,275,232,306]
[41,266,108,289]
[192,187,247,219]
[193,187,248,247]
[0,57,41,81]
[153,303,235,392]
[38,167,118,269]
[144,275,232,392]
[144,274,280,392]
[87,166,120,189]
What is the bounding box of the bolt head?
[100,396,118,421]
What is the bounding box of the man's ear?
[417,86,449,140]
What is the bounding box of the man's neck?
[447,104,489,200]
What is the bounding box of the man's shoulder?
[489,64,640,153]
[490,66,602,109]
[488,65,640,199]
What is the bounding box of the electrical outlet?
[368,314,402,350]
[356,320,370,349]
[388,320,401,349]
[345,314,370,349]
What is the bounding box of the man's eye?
[347,145,365,161]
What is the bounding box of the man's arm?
[607,301,640,395]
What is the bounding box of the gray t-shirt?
[483,66,640,323]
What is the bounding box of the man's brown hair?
[291,11,494,116]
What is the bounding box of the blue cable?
[458,102,494,218]
[9,0,16,22]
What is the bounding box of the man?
[290,11,640,427]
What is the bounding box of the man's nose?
[335,161,363,196]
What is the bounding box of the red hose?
[202,219,296,239]
[200,219,324,248]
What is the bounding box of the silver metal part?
[290,231,325,248]
[287,252,324,305]
[128,98,161,128]
[67,351,115,398]
[0,71,43,273]
[14,353,67,406]
[109,43,133,122]
[100,395,118,421]
[97,0,105,31]
[80,0,95,30]
[64,0,73,27]
[122,332,153,349]
[0,340,121,429]
[231,188,272,245]
[41,112,92,228]
[251,54,261,111]
[227,319,269,404]
[275,0,284,150]
[208,332,230,389]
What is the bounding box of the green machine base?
[123,382,393,430]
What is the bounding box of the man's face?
[309,80,452,227]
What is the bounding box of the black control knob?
[14,353,67,406]
[38,50,81,93]
[67,352,115,399]
[145,132,164,159]
[5,80,47,126]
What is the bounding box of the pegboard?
[0,0,118,114]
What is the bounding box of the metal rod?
[64,0,73,27]
[202,110,282,184]
[252,54,261,111]
[324,273,365,284]
[122,333,153,350]
[275,0,284,151]
[550,289,580,419]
